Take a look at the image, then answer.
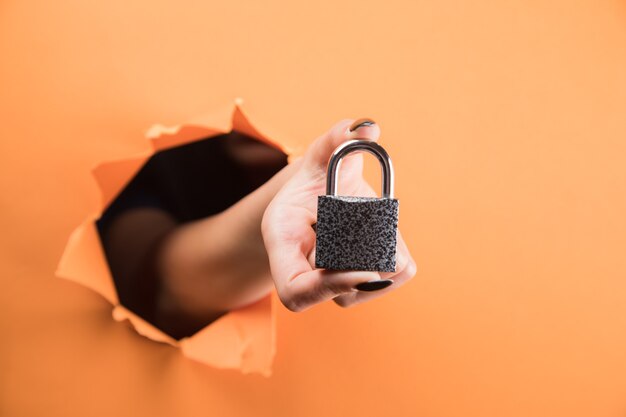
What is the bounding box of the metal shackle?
[326,140,395,199]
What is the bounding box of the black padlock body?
[315,195,399,272]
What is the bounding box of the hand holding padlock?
[262,119,416,312]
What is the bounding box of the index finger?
[262,203,380,312]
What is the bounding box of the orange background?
[1,1,626,416]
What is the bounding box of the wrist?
[155,210,271,319]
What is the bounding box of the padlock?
[315,140,399,272]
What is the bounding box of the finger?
[332,229,416,307]
[279,269,382,312]
[303,118,381,174]
[333,254,416,308]
[263,206,384,311]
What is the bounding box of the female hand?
[262,119,417,312]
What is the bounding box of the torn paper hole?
[56,100,289,376]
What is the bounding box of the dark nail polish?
[349,118,376,132]
[354,279,393,292]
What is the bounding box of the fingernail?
[349,118,376,132]
[354,279,393,292]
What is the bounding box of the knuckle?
[405,259,417,278]
[396,249,410,270]
[396,248,417,277]
[279,292,304,313]
[283,299,303,313]
[333,297,354,308]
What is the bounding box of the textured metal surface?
[315,195,399,272]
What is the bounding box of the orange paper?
[56,100,284,376]
[4,1,626,415]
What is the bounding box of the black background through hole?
[96,131,288,337]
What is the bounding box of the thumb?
[303,118,381,173]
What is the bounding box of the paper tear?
[145,124,181,139]
[56,217,118,305]
[56,100,282,376]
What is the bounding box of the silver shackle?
[326,140,395,199]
